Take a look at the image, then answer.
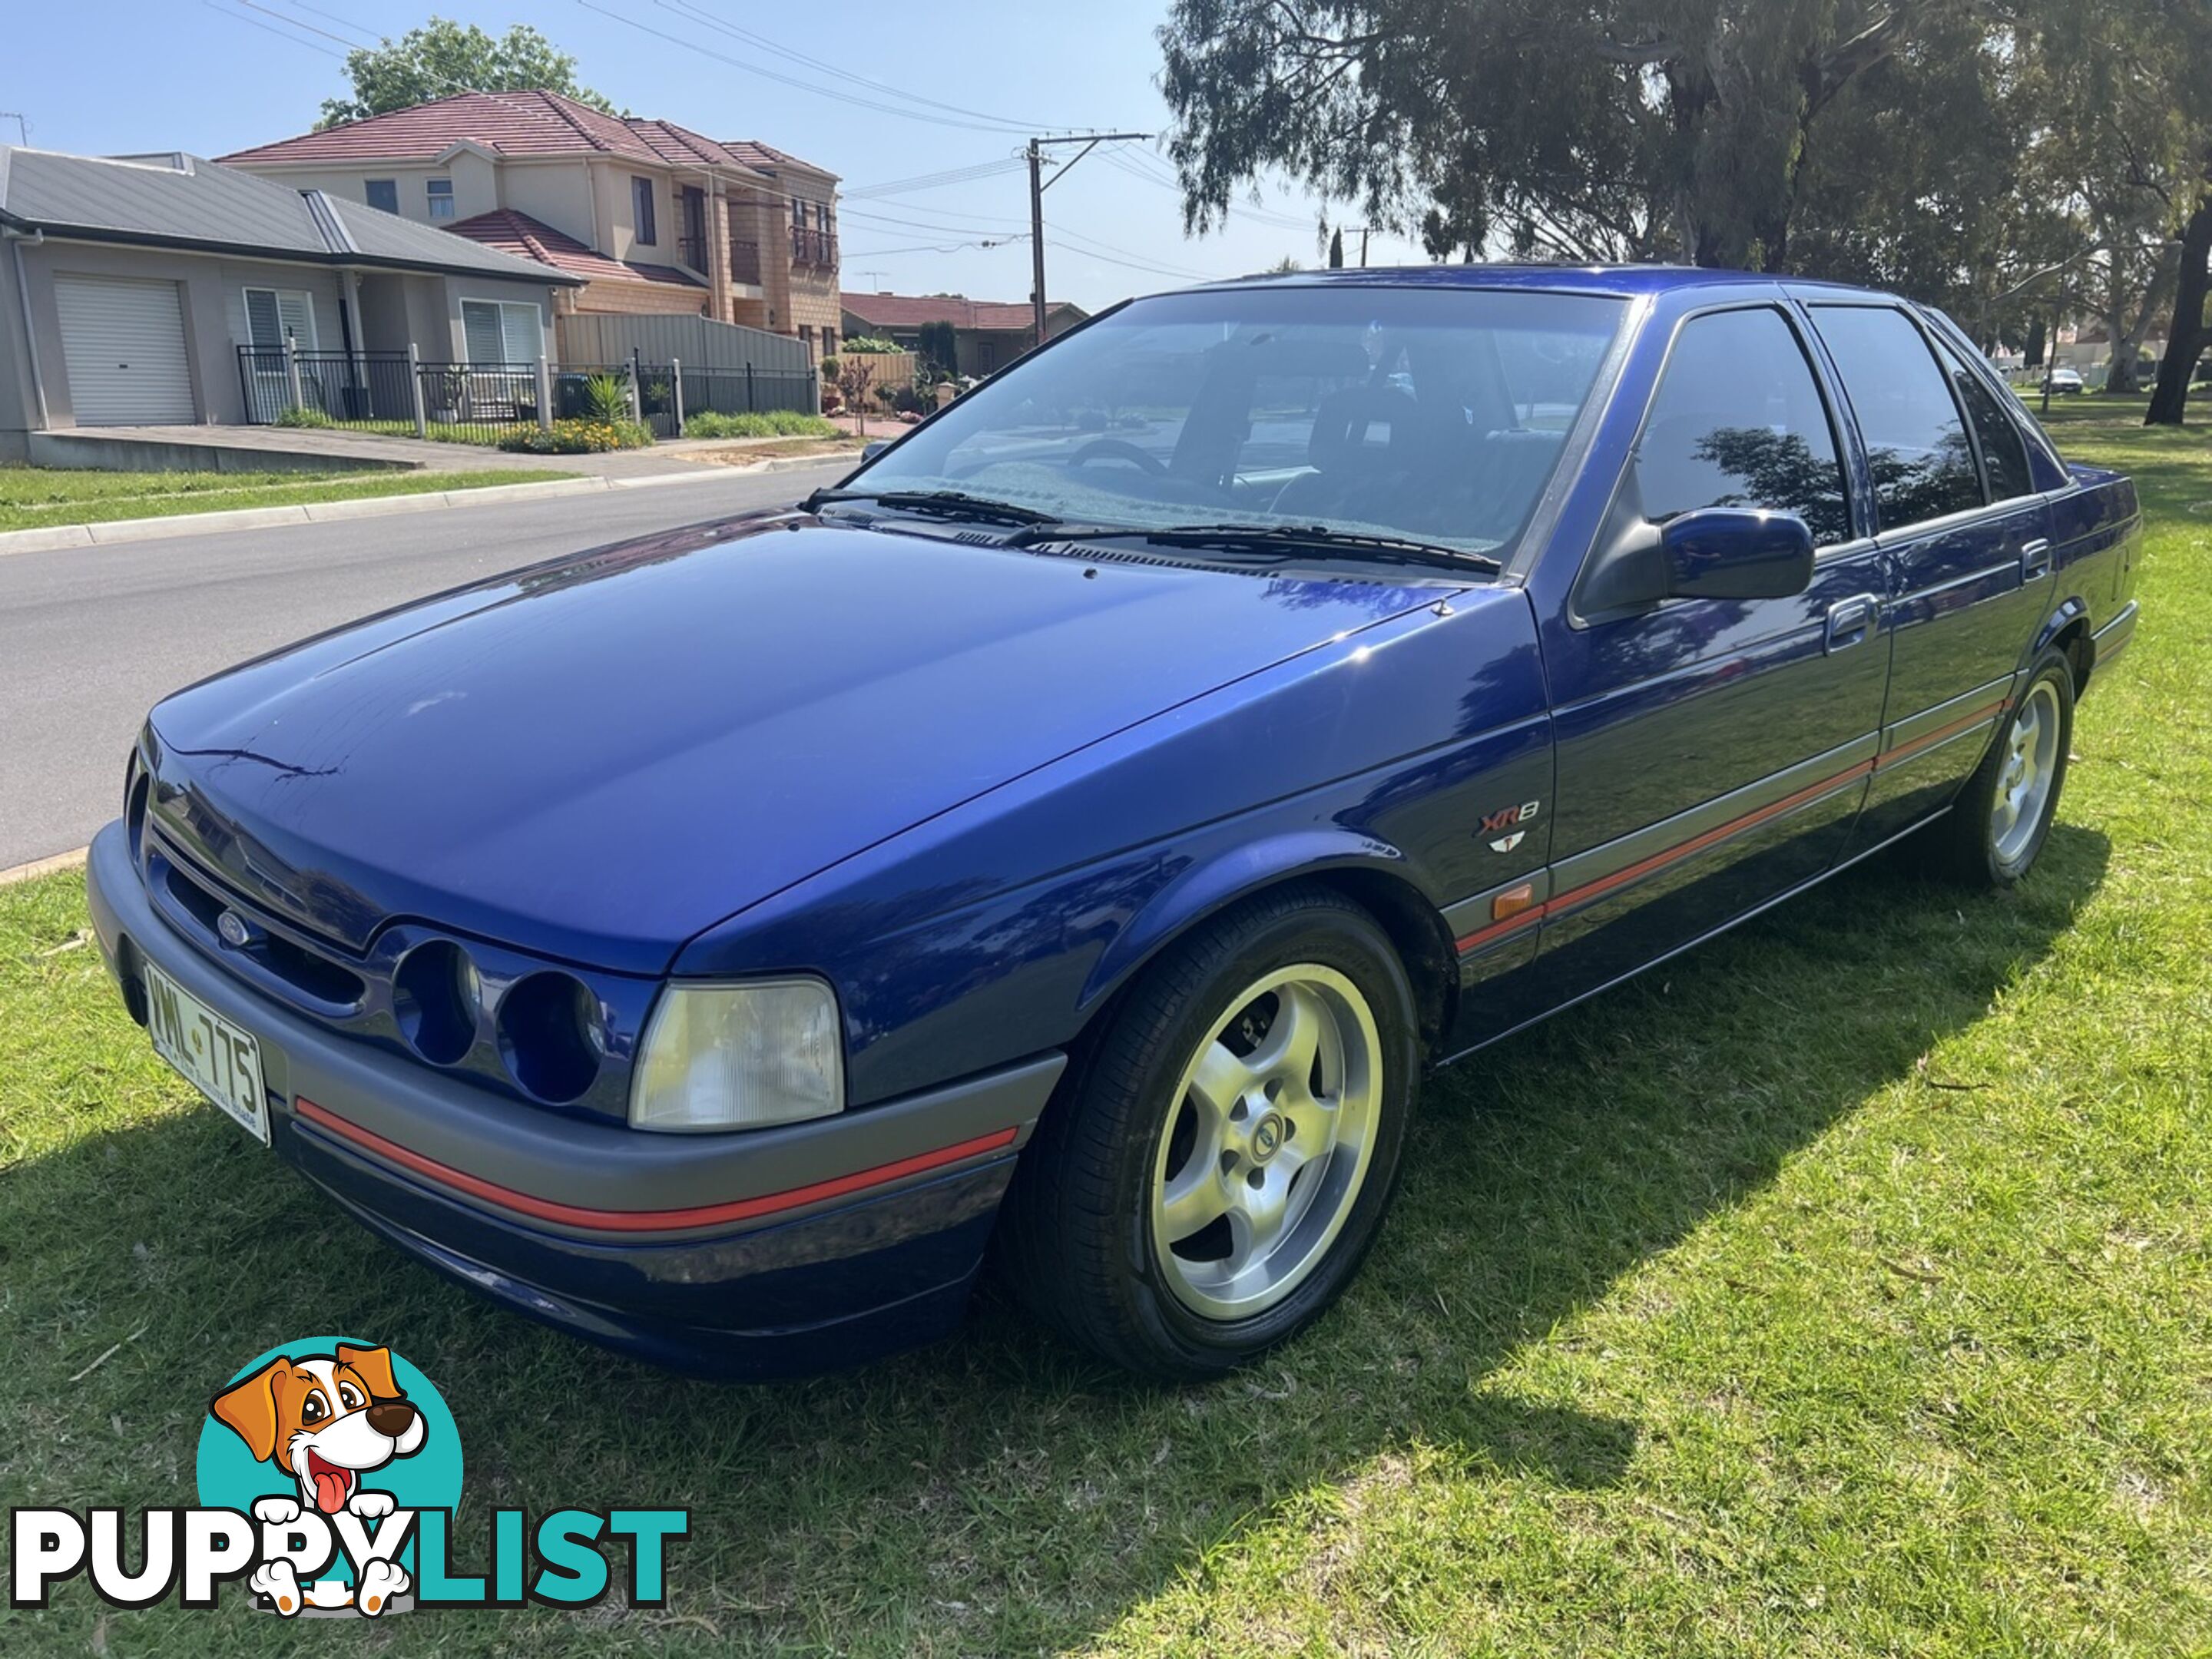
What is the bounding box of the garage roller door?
[55,275,196,425]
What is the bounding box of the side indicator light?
[1492,883,1537,924]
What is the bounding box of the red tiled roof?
[445,209,700,288]
[217,91,783,177]
[839,292,1085,332]
[720,139,834,178]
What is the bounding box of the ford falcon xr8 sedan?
[88,267,2141,1379]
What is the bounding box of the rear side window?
[1810,306,1983,529]
[1932,336,2035,502]
[1632,306,1850,545]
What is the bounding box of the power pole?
[1028,131,1152,349]
[1028,139,1048,353]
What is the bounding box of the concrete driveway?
[0,459,848,870]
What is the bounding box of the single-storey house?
[0,144,578,452]
[839,291,1089,379]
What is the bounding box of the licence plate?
[144,962,270,1145]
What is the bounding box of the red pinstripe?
[292,1096,1020,1234]
[1452,697,2005,956]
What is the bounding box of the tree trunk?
[2121,242,2183,383]
[2146,190,2212,426]
[2106,292,2137,395]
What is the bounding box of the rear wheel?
[1921,646,2075,886]
[997,886,1419,1378]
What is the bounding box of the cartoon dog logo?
[209,1343,426,1616]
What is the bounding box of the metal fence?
[238,346,545,445]
[239,345,822,443]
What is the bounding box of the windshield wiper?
[1008,520,1501,575]
[804,487,1064,527]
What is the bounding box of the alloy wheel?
[1148,964,1384,1321]
[1992,680,2061,863]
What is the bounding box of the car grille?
[137,823,653,1123]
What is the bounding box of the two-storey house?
[220,91,841,359]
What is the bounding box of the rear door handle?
[1825,593,1879,652]
[2021,538,2053,581]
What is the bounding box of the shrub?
[577,373,631,422]
[495,418,653,454]
[682,409,839,439]
[273,407,334,429]
[842,335,901,353]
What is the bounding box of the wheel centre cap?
[1251,1112,1286,1162]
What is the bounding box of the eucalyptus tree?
[1157,0,1972,270]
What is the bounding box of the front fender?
[1078,829,1434,1011]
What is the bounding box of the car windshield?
[838,285,1627,561]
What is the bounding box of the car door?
[1802,304,2053,853]
[1526,300,1892,1002]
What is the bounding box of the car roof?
[1195,263,1903,304]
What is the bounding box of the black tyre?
[1920,646,2075,886]
[997,885,1420,1379]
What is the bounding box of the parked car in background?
[2046,366,2086,394]
[87,267,2141,1380]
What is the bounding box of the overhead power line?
[845,158,1031,200]
[204,0,345,58]
[659,0,1052,134]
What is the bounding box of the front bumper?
[84,820,1065,1377]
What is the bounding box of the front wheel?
[1921,646,2075,886]
[996,886,1419,1379]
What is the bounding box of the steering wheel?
[1068,439,1168,477]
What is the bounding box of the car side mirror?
[862,441,891,463]
[1657,508,1815,600]
[1579,505,1816,614]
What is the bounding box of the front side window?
[1631,306,1850,545]
[364,178,398,214]
[631,177,657,246]
[847,286,1627,558]
[426,177,454,220]
[1932,336,2034,502]
[1810,306,1983,529]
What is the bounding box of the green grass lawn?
[0,465,580,531]
[1,403,2207,1655]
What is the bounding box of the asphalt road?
[0,463,846,870]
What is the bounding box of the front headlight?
[628,978,844,1132]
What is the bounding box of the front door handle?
[2021,537,2053,581]
[1825,593,1880,652]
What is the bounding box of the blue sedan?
[86,267,2141,1379]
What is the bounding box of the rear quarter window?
[1932,336,2035,501]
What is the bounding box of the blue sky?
[2,2,1429,312]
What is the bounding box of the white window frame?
[459,298,545,366]
[242,286,320,352]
